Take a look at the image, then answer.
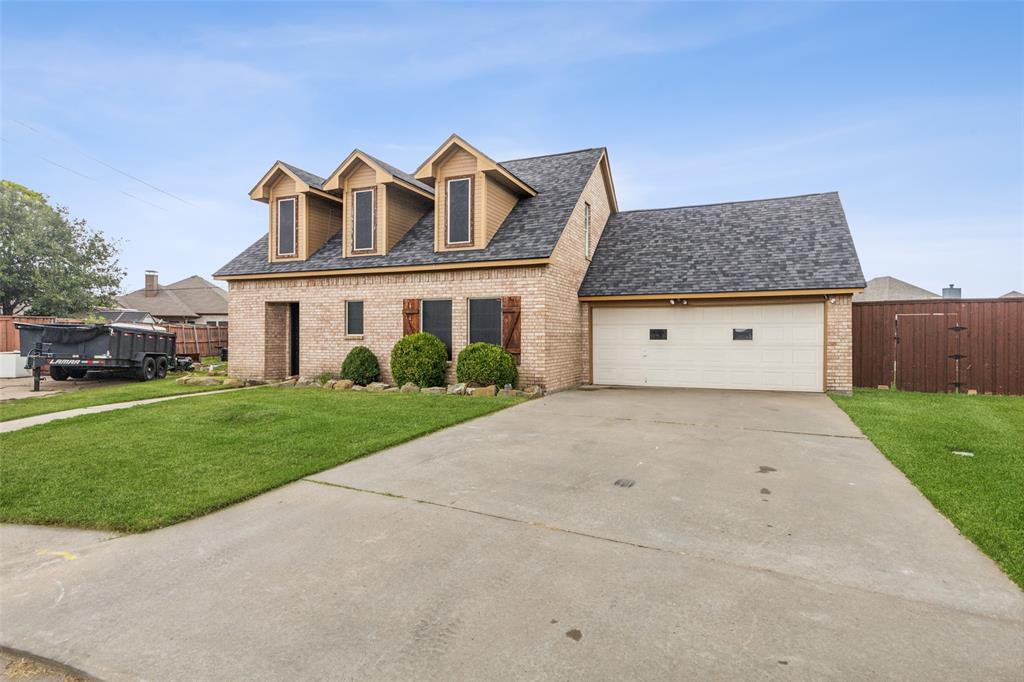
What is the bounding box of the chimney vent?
[145,270,159,297]
[942,283,961,299]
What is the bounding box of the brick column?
[826,294,853,393]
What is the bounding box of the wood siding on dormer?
[343,162,384,258]
[306,194,342,257]
[433,147,486,252]
[268,174,304,262]
[484,176,517,246]
[387,185,433,251]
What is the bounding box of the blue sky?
[2,1,1022,297]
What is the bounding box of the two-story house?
[215,134,864,393]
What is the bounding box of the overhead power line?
[11,119,194,206]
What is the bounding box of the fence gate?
[893,312,964,392]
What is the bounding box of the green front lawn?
[832,389,1024,588]
[0,376,227,423]
[0,389,521,532]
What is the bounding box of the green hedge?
[390,333,448,387]
[340,346,380,386]
[456,342,517,387]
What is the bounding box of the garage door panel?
[593,303,824,392]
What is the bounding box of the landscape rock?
[220,378,245,389]
[295,376,314,387]
[351,384,366,392]
[384,387,400,393]
[469,385,496,397]
[400,382,420,393]
[175,377,190,385]
[366,382,388,393]
[325,379,337,389]
[334,379,354,390]
[522,385,543,398]
[195,377,223,386]
[279,377,298,386]
[421,386,446,395]
[498,387,524,397]
[446,383,467,396]
[244,379,266,387]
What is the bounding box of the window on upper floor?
[421,299,453,360]
[277,197,296,256]
[353,188,375,251]
[584,201,591,257]
[469,298,501,346]
[446,177,472,245]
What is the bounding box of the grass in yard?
[0,376,227,423]
[0,388,522,532]
[832,388,1024,588]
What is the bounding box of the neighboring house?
[1000,290,1024,298]
[117,272,229,325]
[852,276,940,303]
[215,134,865,393]
[93,308,158,325]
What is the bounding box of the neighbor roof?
[1000,290,1024,298]
[216,148,605,277]
[117,275,228,319]
[853,276,940,302]
[579,193,865,297]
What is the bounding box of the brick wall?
[229,266,548,387]
[826,293,853,393]
[543,158,612,389]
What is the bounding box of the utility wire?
[1,136,168,211]
[10,119,194,206]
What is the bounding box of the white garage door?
[592,302,824,392]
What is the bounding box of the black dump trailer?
[17,322,179,391]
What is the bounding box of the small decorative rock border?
[266,376,544,398]
[175,375,264,389]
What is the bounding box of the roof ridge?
[613,191,839,215]
[500,147,604,164]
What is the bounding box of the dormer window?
[446,177,472,245]
[353,188,375,251]
[277,197,296,256]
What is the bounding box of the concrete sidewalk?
[1,389,1021,680]
[0,386,253,433]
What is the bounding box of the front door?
[289,302,300,376]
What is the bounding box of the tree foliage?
[0,180,124,316]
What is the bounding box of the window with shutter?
[421,300,453,360]
[469,298,502,346]
[501,296,521,363]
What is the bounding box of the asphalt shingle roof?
[578,193,865,297]
[117,275,228,318]
[361,152,434,195]
[215,148,605,277]
[279,162,325,190]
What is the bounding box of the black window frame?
[732,328,754,341]
[353,188,375,252]
[649,328,668,341]
[421,299,453,360]
[346,300,364,336]
[276,197,296,256]
[468,298,502,346]
[446,177,472,245]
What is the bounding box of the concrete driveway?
[2,388,1021,680]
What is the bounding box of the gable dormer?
[249,161,342,263]
[414,135,536,253]
[322,151,434,258]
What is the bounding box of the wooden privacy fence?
[1,316,228,359]
[163,324,229,358]
[853,299,1023,395]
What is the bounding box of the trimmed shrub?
[340,346,380,386]
[391,333,448,388]
[456,342,518,388]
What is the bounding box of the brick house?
[215,134,864,393]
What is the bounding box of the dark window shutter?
[403,299,420,336]
[501,296,521,363]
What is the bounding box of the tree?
[0,180,124,316]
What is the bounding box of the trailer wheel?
[156,357,168,379]
[138,356,157,381]
[69,368,88,379]
[50,366,70,381]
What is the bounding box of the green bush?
[456,342,518,387]
[391,333,448,387]
[340,346,380,386]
